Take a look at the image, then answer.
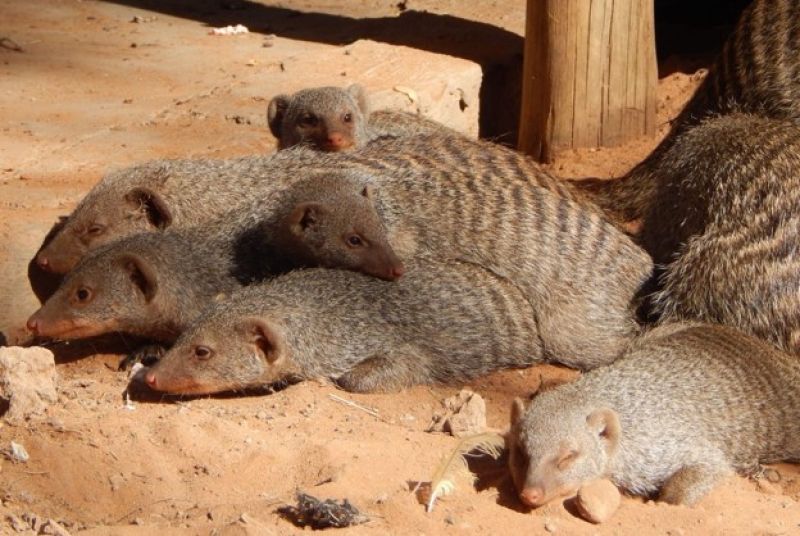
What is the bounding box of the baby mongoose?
[267,84,455,151]
[144,259,542,395]
[285,168,652,370]
[508,322,800,508]
[569,0,800,224]
[26,175,404,342]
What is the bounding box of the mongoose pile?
[24,15,800,524]
[27,175,404,343]
[508,323,800,507]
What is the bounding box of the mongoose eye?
[346,234,364,247]
[75,287,92,303]
[87,224,106,237]
[342,112,353,123]
[556,450,579,471]
[193,345,213,361]
[300,114,318,127]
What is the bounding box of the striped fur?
[147,258,543,395]
[569,0,800,223]
[510,322,800,506]
[303,166,652,370]
[40,127,587,276]
[649,113,800,354]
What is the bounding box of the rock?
[426,389,486,437]
[0,346,57,423]
[9,441,29,462]
[41,519,71,536]
[756,478,782,495]
[575,479,621,524]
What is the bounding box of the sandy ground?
[2,1,800,534]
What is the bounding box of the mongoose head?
[35,182,173,275]
[276,182,405,281]
[267,84,370,151]
[144,313,293,395]
[507,397,620,508]
[27,249,170,341]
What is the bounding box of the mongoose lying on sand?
[508,322,800,508]
[26,176,404,342]
[144,258,542,395]
[267,84,454,151]
[285,168,652,369]
[34,132,584,279]
[569,0,800,224]
[641,113,800,354]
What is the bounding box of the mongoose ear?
[360,184,375,201]
[288,202,327,234]
[510,397,527,425]
[267,95,290,137]
[119,253,158,303]
[346,84,369,115]
[240,317,282,364]
[125,187,173,230]
[586,408,621,453]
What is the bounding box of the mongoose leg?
[659,462,730,506]
[336,353,426,393]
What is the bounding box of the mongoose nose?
[36,254,51,271]
[26,316,40,335]
[144,371,158,388]
[327,133,345,147]
[519,487,545,507]
[391,265,405,280]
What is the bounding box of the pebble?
[575,479,621,524]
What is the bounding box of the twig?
[327,394,382,420]
[113,497,194,524]
[0,37,23,52]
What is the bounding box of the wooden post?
[518,0,657,162]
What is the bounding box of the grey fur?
[27,175,403,342]
[145,258,542,395]
[642,113,800,355]
[290,168,652,369]
[508,322,800,507]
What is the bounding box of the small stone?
[239,512,252,524]
[575,479,621,524]
[764,468,782,483]
[756,479,782,495]
[132,518,144,525]
[444,514,456,525]
[7,514,27,531]
[374,493,388,504]
[544,519,557,533]
[41,519,72,536]
[10,441,29,462]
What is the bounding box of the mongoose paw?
[119,344,167,370]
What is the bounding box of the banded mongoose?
[508,322,800,508]
[569,0,800,224]
[638,113,800,354]
[34,132,586,278]
[143,259,542,395]
[267,84,455,151]
[278,168,652,369]
[26,176,404,342]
